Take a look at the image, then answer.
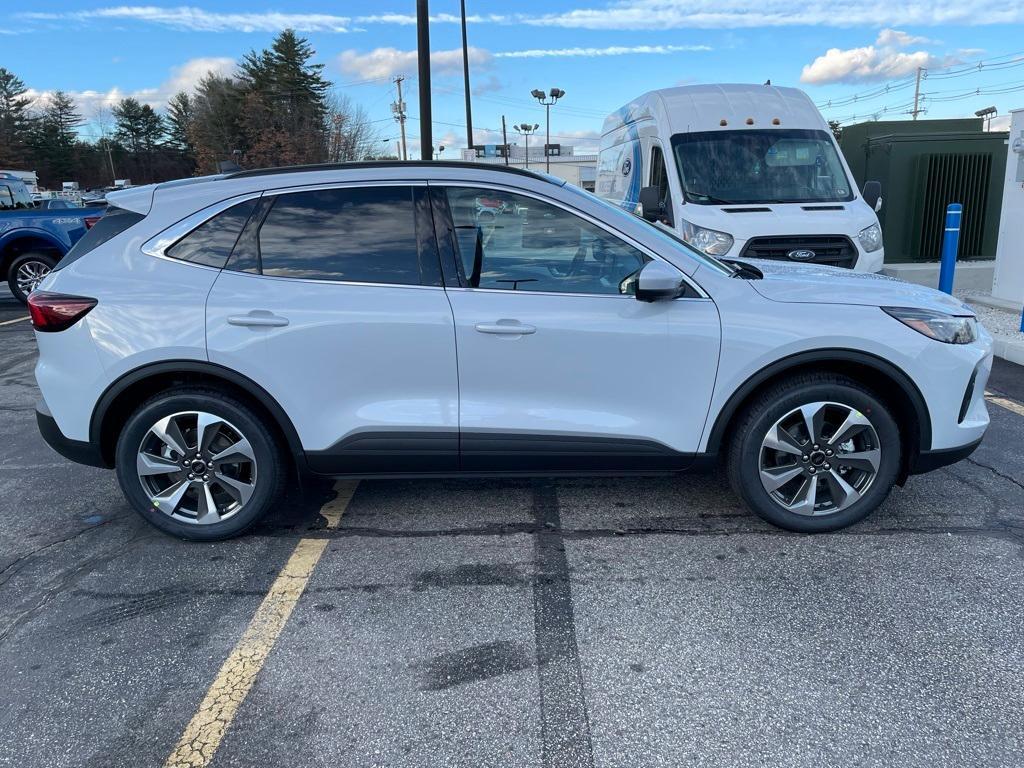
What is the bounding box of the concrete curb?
[993,337,1024,366]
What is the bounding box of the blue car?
[0,173,99,303]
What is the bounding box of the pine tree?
[0,68,33,167]
[166,92,195,152]
[29,91,82,183]
[237,29,330,166]
[113,98,165,153]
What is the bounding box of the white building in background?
[458,145,598,191]
[992,107,1024,306]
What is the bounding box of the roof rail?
[226,160,556,182]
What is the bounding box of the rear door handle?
[474,321,536,335]
[227,312,290,328]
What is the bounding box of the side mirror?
[639,186,672,225]
[862,180,882,212]
[634,260,684,302]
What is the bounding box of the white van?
[597,84,884,272]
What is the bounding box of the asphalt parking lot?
[1,288,1024,768]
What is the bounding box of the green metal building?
[839,118,1008,263]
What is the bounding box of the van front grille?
[741,235,858,268]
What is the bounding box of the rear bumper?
[910,436,983,475]
[36,400,110,469]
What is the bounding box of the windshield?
[561,182,735,277]
[671,129,854,205]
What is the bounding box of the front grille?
[741,235,858,268]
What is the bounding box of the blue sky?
[4,2,1024,154]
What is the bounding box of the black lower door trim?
[305,430,696,477]
[462,432,694,472]
[305,431,459,474]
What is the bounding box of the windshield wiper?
[686,191,735,205]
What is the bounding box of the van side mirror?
[639,186,672,225]
[634,260,684,302]
[862,180,882,212]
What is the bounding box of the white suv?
[30,163,992,540]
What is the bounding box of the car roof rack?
[226,160,555,182]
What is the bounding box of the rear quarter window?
[55,206,146,270]
[165,199,257,269]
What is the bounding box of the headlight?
[882,307,977,344]
[679,218,734,256]
[858,223,883,252]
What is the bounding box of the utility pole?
[392,76,408,161]
[105,141,116,184]
[501,115,509,166]
[460,0,474,153]
[911,66,924,120]
[531,88,565,173]
[416,0,432,160]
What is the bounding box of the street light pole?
[416,0,432,160]
[460,0,474,152]
[513,123,539,168]
[531,88,565,173]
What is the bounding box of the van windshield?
[671,129,854,205]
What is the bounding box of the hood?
[684,201,877,237]
[744,259,975,315]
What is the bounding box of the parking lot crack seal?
[531,481,596,768]
[965,457,1024,493]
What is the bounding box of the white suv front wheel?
[115,388,285,540]
[727,374,902,532]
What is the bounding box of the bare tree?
[326,92,383,162]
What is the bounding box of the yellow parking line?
[164,480,358,768]
[0,316,30,327]
[985,391,1024,418]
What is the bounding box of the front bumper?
[910,437,983,475]
[36,400,109,469]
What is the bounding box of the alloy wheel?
[16,260,52,296]
[758,401,881,516]
[136,411,257,525]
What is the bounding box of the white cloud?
[25,56,236,120]
[513,0,1024,30]
[339,41,710,81]
[875,28,933,47]
[800,28,959,84]
[338,47,493,80]
[494,44,710,58]
[353,13,510,24]
[20,7,352,32]
[162,57,236,96]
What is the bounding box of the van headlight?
[882,307,977,344]
[679,218,734,256]
[858,223,883,252]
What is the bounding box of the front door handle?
[227,311,289,328]
[474,321,536,335]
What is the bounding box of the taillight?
[27,291,97,332]
[83,215,101,229]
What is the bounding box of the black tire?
[114,387,286,541]
[726,373,901,533]
[8,251,59,304]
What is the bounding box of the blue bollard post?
[937,203,962,295]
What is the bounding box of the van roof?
[602,84,826,137]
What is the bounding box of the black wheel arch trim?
[90,359,307,469]
[704,348,932,456]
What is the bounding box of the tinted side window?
[444,187,648,295]
[166,199,257,269]
[258,186,420,284]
